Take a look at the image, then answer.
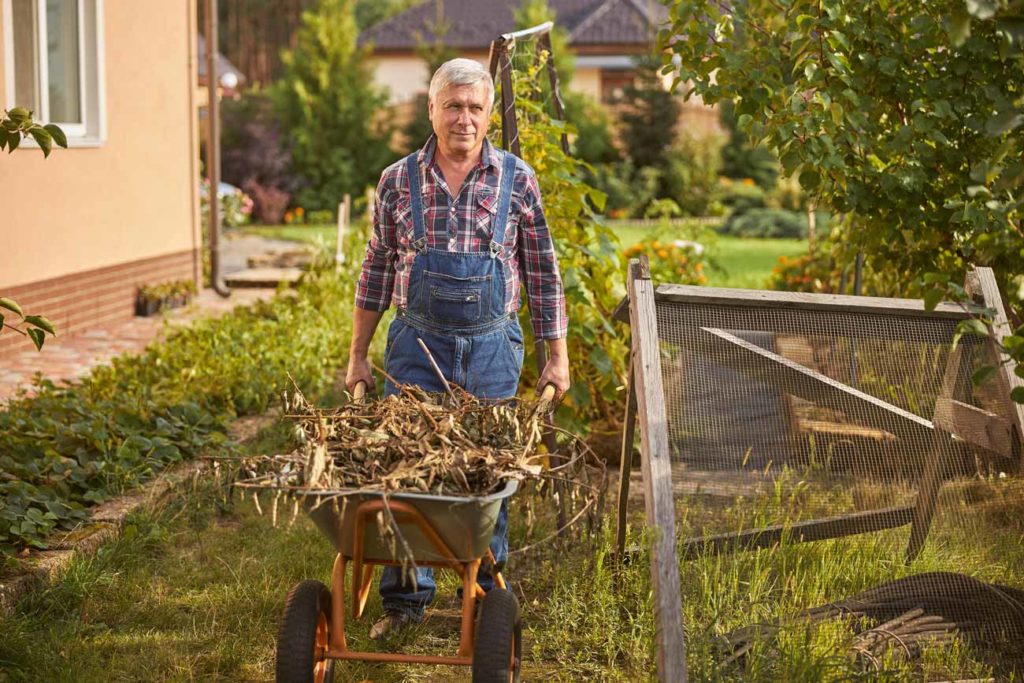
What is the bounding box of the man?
[346,58,570,639]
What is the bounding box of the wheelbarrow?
[273,382,546,683]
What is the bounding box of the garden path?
[0,235,297,403]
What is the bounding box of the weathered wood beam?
[655,284,970,320]
[681,506,915,560]
[628,257,688,683]
[933,398,1016,459]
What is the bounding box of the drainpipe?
[205,0,230,297]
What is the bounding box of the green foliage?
[399,5,459,155]
[1,108,68,157]
[563,92,621,165]
[720,180,767,214]
[718,99,780,190]
[495,55,625,427]
[354,0,420,30]
[275,0,396,212]
[663,0,1024,404]
[1,298,56,351]
[661,133,725,216]
[619,54,680,172]
[0,252,360,554]
[514,0,575,88]
[721,208,818,239]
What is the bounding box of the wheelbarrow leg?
[354,564,374,620]
[457,558,481,658]
[330,553,348,652]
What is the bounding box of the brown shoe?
[369,611,414,640]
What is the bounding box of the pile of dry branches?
[257,383,570,497]
[722,572,1024,675]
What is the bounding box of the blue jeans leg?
[379,566,436,619]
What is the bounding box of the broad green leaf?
[985,109,1024,136]
[29,128,52,157]
[923,288,944,311]
[0,298,24,316]
[7,130,20,152]
[7,107,30,123]
[949,9,971,45]
[23,315,55,335]
[1011,386,1024,404]
[43,124,67,149]
[27,327,45,350]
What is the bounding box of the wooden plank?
[681,506,915,560]
[628,257,688,683]
[933,398,1015,458]
[971,267,1024,468]
[615,359,638,558]
[693,327,935,443]
[655,284,970,320]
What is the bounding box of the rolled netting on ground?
[621,266,1024,682]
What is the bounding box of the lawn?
[241,220,808,290]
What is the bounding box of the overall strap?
[405,153,427,252]
[490,151,518,258]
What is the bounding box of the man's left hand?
[537,337,570,400]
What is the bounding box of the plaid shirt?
[355,136,568,340]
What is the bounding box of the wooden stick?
[416,337,458,404]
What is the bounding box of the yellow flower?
[741,178,755,186]
[652,240,662,249]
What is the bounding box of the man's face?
[429,82,492,159]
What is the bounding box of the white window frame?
[2,0,106,147]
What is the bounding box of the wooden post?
[336,194,350,266]
[205,0,230,297]
[971,266,1024,469]
[615,357,638,558]
[628,256,688,682]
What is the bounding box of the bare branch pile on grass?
[251,383,585,497]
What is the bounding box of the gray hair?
[428,58,494,106]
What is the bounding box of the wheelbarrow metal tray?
[300,480,518,563]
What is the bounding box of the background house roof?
[361,0,666,52]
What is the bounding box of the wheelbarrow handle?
[538,383,557,404]
[353,380,368,400]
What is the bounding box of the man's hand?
[346,308,386,394]
[537,337,570,400]
[346,354,374,394]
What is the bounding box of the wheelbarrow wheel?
[276,580,335,683]
[472,589,522,683]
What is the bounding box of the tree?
[718,99,778,190]
[400,0,458,154]
[275,0,395,212]
[619,54,680,172]
[662,0,1024,399]
[663,0,1023,297]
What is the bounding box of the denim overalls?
[378,150,525,618]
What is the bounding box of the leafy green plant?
[275,0,396,212]
[0,297,56,351]
[0,250,361,555]
[721,208,817,239]
[1,108,68,157]
[495,54,625,428]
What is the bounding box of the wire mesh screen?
[650,291,1024,681]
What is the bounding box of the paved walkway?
[0,287,278,404]
[0,234,305,404]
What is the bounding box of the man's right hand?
[346,355,375,394]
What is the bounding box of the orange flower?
[741,178,755,186]
[658,249,669,258]
[296,206,305,217]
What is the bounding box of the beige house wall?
[571,67,601,100]
[0,0,198,289]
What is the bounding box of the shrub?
[718,179,766,214]
[661,133,724,217]
[0,250,362,554]
[621,239,708,286]
[220,91,298,211]
[244,181,291,225]
[720,208,813,239]
[766,251,840,293]
[306,209,335,225]
[200,181,253,228]
[564,92,620,165]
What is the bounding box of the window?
[3,0,105,144]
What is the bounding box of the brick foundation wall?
[0,250,198,358]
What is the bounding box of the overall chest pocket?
[424,270,491,325]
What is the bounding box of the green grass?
[3,441,1022,682]
[607,220,807,289]
[240,220,807,291]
